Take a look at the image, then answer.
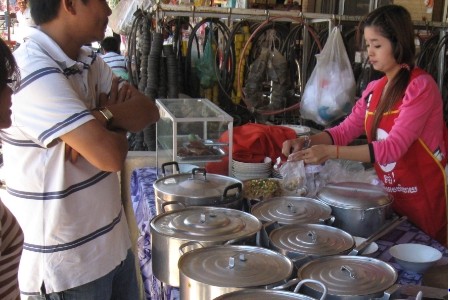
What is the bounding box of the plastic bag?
[279,160,307,193]
[300,26,356,126]
[195,28,217,88]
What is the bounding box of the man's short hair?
[101,37,121,54]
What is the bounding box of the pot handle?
[294,279,328,300]
[319,215,335,225]
[179,241,205,255]
[161,161,180,177]
[161,201,186,213]
[222,182,243,200]
[190,168,207,180]
[271,278,301,290]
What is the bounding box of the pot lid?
[297,256,397,296]
[151,207,261,241]
[251,196,332,225]
[213,289,315,300]
[154,170,242,198]
[178,245,293,288]
[269,224,354,257]
[316,182,392,209]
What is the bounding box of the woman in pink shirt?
[282,5,447,246]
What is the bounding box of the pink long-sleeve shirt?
[327,71,446,165]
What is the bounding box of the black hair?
[101,36,121,54]
[0,39,20,91]
[358,5,415,140]
[29,0,88,25]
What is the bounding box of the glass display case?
[156,98,233,176]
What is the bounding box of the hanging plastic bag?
[195,27,217,88]
[300,26,356,126]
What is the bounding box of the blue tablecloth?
[130,167,448,300]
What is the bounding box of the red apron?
[365,69,447,246]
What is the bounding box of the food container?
[268,223,355,267]
[297,255,398,300]
[316,182,393,237]
[178,245,294,300]
[213,279,327,300]
[154,163,243,214]
[150,206,262,287]
[250,196,334,226]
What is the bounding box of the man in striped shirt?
[100,36,129,80]
[1,0,160,299]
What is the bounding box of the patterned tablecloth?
[130,167,448,300]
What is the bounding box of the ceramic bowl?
[353,236,379,256]
[389,243,442,273]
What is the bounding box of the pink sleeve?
[372,74,444,164]
[326,81,377,145]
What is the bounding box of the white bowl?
[389,243,442,273]
[353,236,379,256]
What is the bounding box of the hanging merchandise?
[300,26,356,127]
[243,29,290,114]
[195,26,218,88]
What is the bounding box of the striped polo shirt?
[0,27,131,296]
[100,52,129,80]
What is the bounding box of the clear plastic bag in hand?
[279,160,307,193]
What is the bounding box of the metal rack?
[149,4,447,106]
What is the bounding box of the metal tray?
[177,145,226,161]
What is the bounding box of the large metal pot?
[297,255,398,300]
[213,279,328,300]
[250,196,334,226]
[316,182,393,237]
[154,162,243,214]
[268,223,355,267]
[178,245,295,300]
[150,206,262,287]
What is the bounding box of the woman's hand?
[282,136,310,160]
[296,144,337,164]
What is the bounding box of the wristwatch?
[97,107,114,127]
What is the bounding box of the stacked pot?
[151,162,399,300]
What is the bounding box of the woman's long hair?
[358,5,416,140]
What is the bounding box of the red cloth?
[206,123,297,175]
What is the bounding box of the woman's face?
[364,26,399,78]
[0,85,13,128]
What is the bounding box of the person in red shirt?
[282,5,447,246]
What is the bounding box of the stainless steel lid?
[150,207,261,241]
[316,182,392,209]
[178,245,293,288]
[251,196,332,225]
[269,224,354,257]
[154,169,242,198]
[297,256,397,296]
[213,289,316,300]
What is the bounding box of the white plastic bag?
[300,26,356,126]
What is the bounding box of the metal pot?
[250,196,334,226]
[154,162,243,214]
[297,255,398,300]
[316,182,393,237]
[268,223,355,267]
[178,245,294,300]
[213,279,328,300]
[150,206,262,287]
